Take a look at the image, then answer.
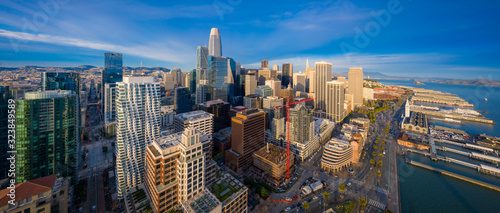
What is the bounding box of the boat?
[485,98,488,101]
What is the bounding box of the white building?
[363,87,374,100]
[315,62,332,111]
[116,76,161,198]
[265,79,281,97]
[326,81,346,123]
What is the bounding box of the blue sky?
[0,0,499,80]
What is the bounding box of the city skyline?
[0,0,499,80]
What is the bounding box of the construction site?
[252,143,295,188]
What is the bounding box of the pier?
[411,96,474,107]
[407,161,500,192]
[411,108,495,124]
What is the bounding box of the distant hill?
[425,79,500,87]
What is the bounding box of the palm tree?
[303,201,310,213]
[377,170,382,178]
[381,142,386,146]
[379,153,384,157]
[338,184,346,193]
[370,159,375,167]
[380,147,385,151]
[375,140,379,144]
[322,191,330,211]
[372,151,376,157]
[359,198,367,210]
[374,145,378,150]
[378,161,383,167]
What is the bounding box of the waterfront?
[379,79,500,212]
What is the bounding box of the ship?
[485,98,488,101]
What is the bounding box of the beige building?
[293,72,306,92]
[326,81,346,123]
[265,79,282,97]
[245,74,257,95]
[0,175,68,213]
[321,138,354,173]
[347,67,364,106]
[315,62,332,111]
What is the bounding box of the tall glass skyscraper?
[103,53,123,84]
[174,87,192,114]
[207,56,235,102]
[196,46,209,69]
[15,90,78,184]
[42,72,81,95]
[282,63,293,88]
[0,86,11,180]
[208,28,222,57]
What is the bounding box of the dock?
[407,160,500,192]
[411,108,495,124]
[411,95,474,107]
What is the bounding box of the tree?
[381,142,386,146]
[380,147,385,151]
[382,210,394,213]
[359,198,367,208]
[338,184,346,193]
[358,109,364,114]
[377,136,380,139]
[374,145,378,150]
[385,126,389,133]
[375,140,379,144]
[372,151,376,157]
[111,142,115,147]
[102,146,108,153]
[322,191,330,211]
[303,201,310,213]
[260,187,268,198]
[378,161,383,167]
[379,153,384,157]
[376,170,382,177]
[370,159,375,166]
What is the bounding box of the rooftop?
[210,172,247,205]
[0,175,57,206]
[176,110,213,121]
[254,143,288,166]
[24,90,74,100]
[199,99,228,107]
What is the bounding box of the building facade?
[347,67,363,107]
[115,76,161,198]
[175,87,192,114]
[315,61,332,111]
[198,99,231,132]
[321,138,354,173]
[281,63,293,88]
[326,81,346,123]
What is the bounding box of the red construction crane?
[275,97,314,181]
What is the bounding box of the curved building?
[321,138,354,173]
[209,28,222,56]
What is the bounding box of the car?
[285,207,291,211]
[92,205,96,212]
[78,207,83,213]
[347,182,352,187]
[313,195,318,200]
[286,197,292,201]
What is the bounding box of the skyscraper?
[261,59,268,68]
[198,99,231,132]
[273,62,279,71]
[348,67,364,107]
[225,109,266,173]
[327,81,346,122]
[209,28,222,57]
[282,63,293,88]
[315,61,332,111]
[15,91,78,184]
[115,76,161,198]
[245,74,257,96]
[197,46,209,69]
[293,72,306,92]
[0,86,11,180]
[174,87,192,114]
[207,56,236,101]
[290,104,314,143]
[41,72,81,124]
[190,69,197,94]
[103,53,123,84]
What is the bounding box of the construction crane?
[275,97,314,181]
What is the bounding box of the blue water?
[378,79,500,213]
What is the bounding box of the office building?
[0,175,69,213]
[115,76,161,198]
[273,62,279,71]
[315,61,332,111]
[160,105,176,129]
[174,110,217,185]
[255,85,273,98]
[347,67,363,106]
[0,86,11,180]
[196,81,210,104]
[103,52,123,84]
[279,85,294,102]
[244,74,257,96]
[336,77,347,86]
[257,68,277,85]
[209,28,222,57]
[226,109,266,173]
[261,59,268,68]
[293,72,306,92]
[306,68,315,93]
[197,46,209,69]
[15,91,78,184]
[198,99,231,132]
[41,72,80,95]
[207,56,236,102]
[190,69,197,94]
[243,94,263,109]
[265,79,281,97]
[209,171,248,213]
[321,138,354,173]
[282,63,293,88]
[175,87,192,114]
[326,81,346,123]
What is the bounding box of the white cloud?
[0,29,192,63]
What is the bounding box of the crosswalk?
[369,199,386,210]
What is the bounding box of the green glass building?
[15,90,78,184]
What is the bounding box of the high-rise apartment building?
[315,61,332,111]
[209,28,222,57]
[282,63,293,88]
[15,91,78,184]
[290,105,314,143]
[115,76,161,198]
[174,110,217,185]
[348,67,363,107]
[198,99,231,132]
[327,81,346,123]
[103,53,123,84]
[175,87,192,114]
[225,109,266,173]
